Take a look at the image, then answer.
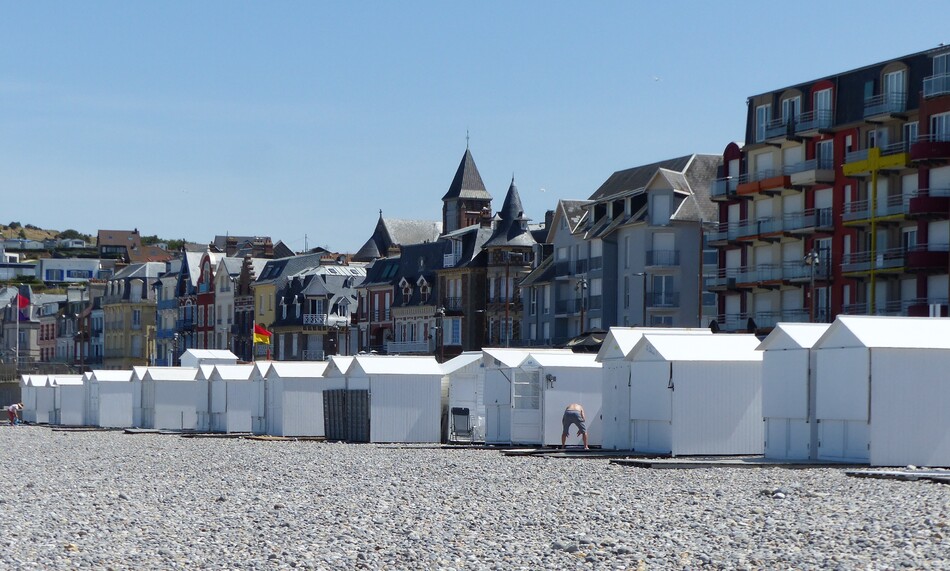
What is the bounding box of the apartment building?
[711,45,950,330]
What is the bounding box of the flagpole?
[15,288,19,373]
[252,320,256,362]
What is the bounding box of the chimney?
[480,206,493,228]
[544,209,554,230]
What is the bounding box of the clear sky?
[2,1,948,253]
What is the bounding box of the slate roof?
[393,242,444,306]
[272,241,296,259]
[560,200,590,234]
[440,224,493,269]
[255,252,326,286]
[672,154,721,223]
[442,148,492,201]
[358,256,401,288]
[587,155,693,201]
[484,179,537,249]
[519,254,555,287]
[354,214,441,262]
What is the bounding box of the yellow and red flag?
[253,324,272,345]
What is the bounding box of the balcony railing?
[783,158,834,175]
[845,149,869,164]
[648,291,679,308]
[443,253,459,268]
[386,340,432,354]
[646,250,680,266]
[794,109,834,133]
[924,73,950,99]
[864,92,907,118]
[763,117,794,140]
[302,349,325,361]
[784,207,834,232]
[303,313,329,326]
[711,176,738,199]
[588,256,603,271]
[443,297,463,311]
[841,246,906,273]
[555,259,588,276]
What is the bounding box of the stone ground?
[1,425,949,570]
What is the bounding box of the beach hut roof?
[814,316,950,350]
[91,370,134,382]
[210,364,255,381]
[144,368,200,382]
[50,375,84,386]
[265,361,329,379]
[253,361,275,378]
[483,347,570,368]
[441,352,483,374]
[351,355,443,376]
[325,355,355,376]
[756,322,831,351]
[26,375,50,387]
[629,334,763,362]
[521,352,601,369]
[596,327,712,362]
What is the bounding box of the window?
[935,53,950,76]
[543,285,550,315]
[814,88,832,115]
[816,140,834,169]
[755,104,771,142]
[884,69,905,102]
[624,276,630,309]
[132,310,141,326]
[904,122,918,146]
[450,318,461,345]
[652,275,674,307]
[903,228,918,252]
[45,269,65,281]
[932,112,950,141]
[650,315,673,327]
[530,288,537,315]
[66,269,92,279]
[782,96,801,123]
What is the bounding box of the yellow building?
[103,262,164,369]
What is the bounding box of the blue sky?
[2,2,948,253]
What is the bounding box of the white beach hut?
[263,361,329,437]
[344,355,445,443]
[481,348,572,445]
[179,349,239,368]
[441,352,485,442]
[597,327,713,450]
[813,316,950,466]
[85,370,135,428]
[50,375,86,426]
[19,375,44,424]
[513,352,603,447]
[194,364,218,432]
[627,334,763,455]
[140,367,201,430]
[757,323,830,460]
[207,364,257,433]
[249,361,274,434]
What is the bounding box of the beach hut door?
[511,369,542,445]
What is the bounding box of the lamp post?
[434,306,445,363]
[632,272,648,327]
[172,333,180,367]
[804,247,821,323]
[575,278,588,333]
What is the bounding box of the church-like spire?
[484,177,536,248]
[442,148,491,202]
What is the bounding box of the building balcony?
[910,133,950,163]
[786,158,835,187]
[841,247,906,274]
[842,299,908,317]
[906,298,950,317]
[784,208,835,235]
[737,264,784,286]
[907,187,950,218]
[708,267,745,291]
[710,176,739,201]
[386,340,432,354]
[707,222,741,245]
[782,259,831,283]
[842,195,910,224]
[794,109,834,136]
[303,313,331,327]
[443,253,460,268]
[302,349,326,360]
[370,309,392,322]
[555,259,589,277]
[763,117,796,143]
[904,244,950,272]
[588,257,603,272]
[647,291,679,309]
[646,250,680,267]
[176,318,195,330]
[737,170,792,196]
[863,92,907,120]
[157,299,178,310]
[442,297,464,312]
[924,73,950,99]
[843,143,912,177]
[750,309,811,329]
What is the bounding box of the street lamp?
[632,272,648,327]
[575,278,588,333]
[804,247,821,323]
[433,306,446,363]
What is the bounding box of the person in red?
[7,403,23,425]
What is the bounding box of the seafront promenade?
[2,426,948,570]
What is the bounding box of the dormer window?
[399,277,412,304]
[417,277,430,304]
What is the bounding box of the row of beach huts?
[16,315,950,467]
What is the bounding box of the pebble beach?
[2,426,949,570]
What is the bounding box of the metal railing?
[588,256,603,271]
[386,340,432,354]
[841,246,906,272]
[302,349,325,361]
[764,116,793,140]
[711,176,738,198]
[783,208,833,231]
[443,253,459,268]
[443,297,463,311]
[924,73,950,98]
[648,291,679,308]
[646,250,680,266]
[303,313,329,326]
[864,92,907,117]
[913,187,950,198]
[794,109,834,133]
[784,157,834,174]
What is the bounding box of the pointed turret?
[442,148,492,235]
[484,178,537,248]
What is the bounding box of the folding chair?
[450,407,475,443]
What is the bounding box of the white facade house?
[514,352,603,447]
[597,327,712,450]
[626,334,763,455]
[140,367,201,430]
[813,316,950,466]
[179,349,239,369]
[85,370,135,428]
[38,258,105,284]
[441,352,485,442]
[262,361,330,437]
[757,323,830,460]
[481,348,573,444]
[50,375,86,426]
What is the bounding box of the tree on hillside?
[57,229,92,241]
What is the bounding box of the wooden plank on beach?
[846,470,950,484]
[612,457,866,469]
